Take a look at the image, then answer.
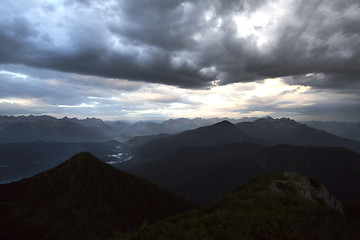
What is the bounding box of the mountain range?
[0,115,259,143]
[126,118,360,166]
[2,116,360,186]
[2,115,360,239]
[1,115,360,146]
[0,115,113,143]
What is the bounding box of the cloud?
[0,0,359,122]
[0,0,359,90]
[0,64,358,121]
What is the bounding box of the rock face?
[272,172,343,213]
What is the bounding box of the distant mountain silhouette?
[132,121,266,161]
[0,115,112,143]
[118,117,259,136]
[131,143,360,204]
[159,117,258,133]
[0,152,195,240]
[106,120,131,134]
[0,115,260,143]
[236,117,360,153]
[0,121,105,142]
[132,171,359,240]
[126,117,360,165]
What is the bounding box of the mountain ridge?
[131,171,359,240]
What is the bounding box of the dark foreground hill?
[132,171,360,240]
[0,152,196,240]
[130,143,360,204]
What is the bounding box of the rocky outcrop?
[272,171,343,213]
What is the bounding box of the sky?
[0,0,359,121]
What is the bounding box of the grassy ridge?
[131,172,360,240]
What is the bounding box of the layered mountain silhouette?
[2,115,360,239]
[0,115,258,143]
[127,118,360,164]
[132,171,360,240]
[0,152,195,240]
[110,117,257,136]
[130,143,360,204]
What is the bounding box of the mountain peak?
[211,120,234,127]
[55,152,106,170]
[254,116,274,122]
[0,153,196,239]
[254,116,297,123]
[64,151,99,163]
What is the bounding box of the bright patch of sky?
[233,0,294,49]
[0,66,335,121]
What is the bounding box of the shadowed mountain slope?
[130,142,267,203]
[131,143,360,204]
[303,121,360,142]
[0,152,196,240]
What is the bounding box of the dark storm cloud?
[0,0,359,89]
[0,17,38,63]
[285,73,360,91]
